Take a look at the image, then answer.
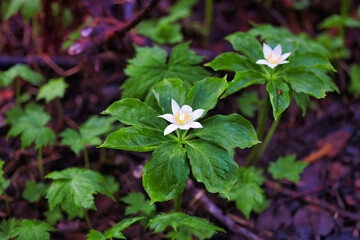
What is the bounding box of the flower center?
[175,111,191,125]
[266,53,280,64]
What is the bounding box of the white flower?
[158,99,205,136]
[256,43,291,69]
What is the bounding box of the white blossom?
[158,99,205,135]
[256,43,291,69]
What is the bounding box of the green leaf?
[4,0,24,20]
[284,52,335,71]
[222,71,266,98]
[143,141,189,203]
[151,78,187,114]
[266,80,290,120]
[148,212,224,239]
[137,0,197,44]
[268,154,308,183]
[37,78,68,103]
[0,159,11,195]
[293,92,309,116]
[86,230,107,240]
[185,140,238,196]
[283,70,326,98]
[103,175,119,195]
[0,218,18,240]
[104,217,143,239]
[21,0,41,21]
[185,76,228,115]
[348,64,360,98]
[103,98,165,130]
[44,207,63,226]
[100,126,170,152]
[120,192,156,216]
[229,167,268,219]
[193,114,259,149]
[8,219,56,240]
[237,92,261,118]
[60,115,115,155]
[22,180,47,203]
[226,32,263,60]
[6,103,55,149]
[122,43,209,98]
[205,52,252,72]
[0,64,44,87]
[86,217,143,240]
[318,15,345,29]
[46,168,114,219]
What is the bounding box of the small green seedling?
[121,42,209,99]
[45,167,115,227]
[22,180,47,203]
[86,217,143,240]
[228,166,269,219]
[0,64,44,106]
[60,115,115,168]
[8,219,56,240]
[37,77,68,121]
[348,64,360,98]
[6,103,56,182]
[268,154,308,183]
[120,192,156,225]
[0,159,11,216]
[0,218,18,239]
[148,212,225,240]
[101,77,259,209]
[137,0,197,44]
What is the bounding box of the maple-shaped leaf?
[45,168,115,219]
[36,77,68,103]
[228,166,269,219]
[86,217,143,240]
[268,154,308,183]
[0,218,18,240]
[121,42,209,99]
[8,219,55,240]
[60,115,116,155]
[147,212,224,240]
[0,64,44,87]
[120,192,155,216]
[5,103,56,150]
[22,180,47,203]
[0,160,11,196]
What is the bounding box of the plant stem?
[203,0,213,46]
[0,185,11,216]
[38,147,44,183]
[83,148,90,169]
[246,92,270,166]
[173,194,182,212]
[83,209,92,229]
[254,114,282,165]
[15,77,20,107]
[339,0,350,42]
[56,98,63,122]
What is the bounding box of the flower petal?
[179,124,191,130]
[164,124,179,135]
[180,105,193,114]
[263,43,272,58]
[158,114,176,124]
[280,52,291,61]
[267,63,278,69]
[188,109,205,122]
[278,60,289,65]
[171,99,180,115]
[188,122,203,129]
[256,59,269,65]
[273,44,282,56]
